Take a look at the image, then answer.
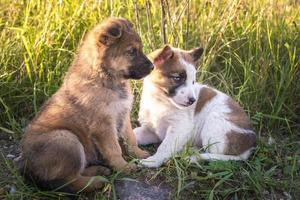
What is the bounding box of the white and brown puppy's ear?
[148,45,174,67]
[99,22,123,46]
[188,47,204,63]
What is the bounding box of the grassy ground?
[0,0,299,199]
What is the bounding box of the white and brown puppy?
[134,45,256,168]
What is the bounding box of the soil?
[0,132,20,195]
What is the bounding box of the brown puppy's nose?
[149,64,154,71]
[145,60,153,71]
[188,97,196,105]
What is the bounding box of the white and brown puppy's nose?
[187,97,196,105]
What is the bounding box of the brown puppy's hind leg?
[20,130,106,193]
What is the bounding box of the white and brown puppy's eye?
[170,74,183,82]
[172,76,181,82]
[193,81,195,84]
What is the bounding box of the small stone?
[262,190,269,195]
[115,179,172,200]
[283,192,292,200]
[6,154,15,159]
[9,185,16,196]
[14,156,21,162]
[267,136,275,145]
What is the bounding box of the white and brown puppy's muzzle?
[147,45,203,109]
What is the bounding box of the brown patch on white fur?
[225,131,256,155]
[195,87,217,114]
[227,98,252,129]
[18,18,152,193]
[181,52,195,64]
[181,47,204,66]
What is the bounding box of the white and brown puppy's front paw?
[139,156,163,168]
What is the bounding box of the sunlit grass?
[0,0,299,199]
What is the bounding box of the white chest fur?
[138,79,194,140]
[109,92,133,116]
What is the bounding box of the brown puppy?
[17,18,153,193]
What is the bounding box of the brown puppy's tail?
[65,174,104,193]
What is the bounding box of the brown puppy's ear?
[99,23,122,46]
[148,45,174,67]
[189,47,204,62]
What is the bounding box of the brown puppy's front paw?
[111,158,137,174]
[135,149,151,159]
[119,163,137,174]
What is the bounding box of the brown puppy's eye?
[127,48,137,56]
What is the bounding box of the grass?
[0,0,299,199]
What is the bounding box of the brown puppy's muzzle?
[126,56,153,79]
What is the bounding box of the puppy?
[134,45,256,168]
[17,18,153,192]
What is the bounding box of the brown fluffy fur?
[17,17,153,193]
